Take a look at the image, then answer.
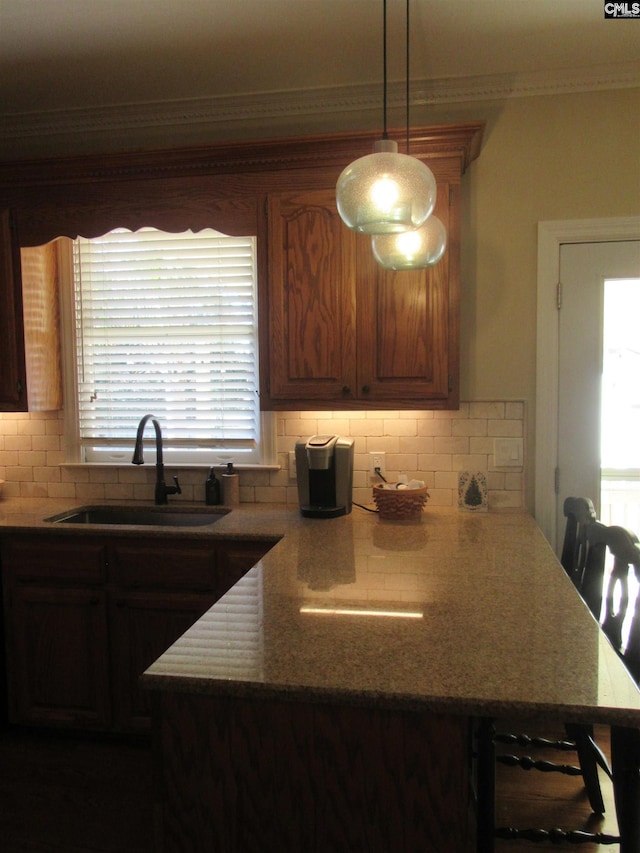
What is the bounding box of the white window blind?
[72,227,263,463]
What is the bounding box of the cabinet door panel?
[356,186,453,405]
[7,585,110,728]
[0,209,27,410]
[111,592,213,732]
[266,189,357,403]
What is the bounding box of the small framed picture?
[458,470,488,512]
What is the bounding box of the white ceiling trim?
[1,61,638,143]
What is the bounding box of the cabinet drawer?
[109,538,218,590]
[2,536,107,584]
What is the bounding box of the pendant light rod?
[405,0,410,153]
[335,0,437,235]
[382,0,389,138]
[371,0,448,269]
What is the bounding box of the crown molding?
[1,61,638,143]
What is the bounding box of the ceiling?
[2,0,639,111]
[0,0,638,149]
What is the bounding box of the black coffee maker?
[295,434,354,518]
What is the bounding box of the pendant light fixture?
[372,213,447,269]
[335,0,436,235]
[371,0,447,270]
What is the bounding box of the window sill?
[60,462,281,472]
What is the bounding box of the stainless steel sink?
[45,505,229,527]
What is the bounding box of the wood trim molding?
[0,123,484,188]
[0,61,637,151]
[0,122,484,247]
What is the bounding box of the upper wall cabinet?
[0,123,483,413]
[262,177,459,410]
[0,210,27,409]
[0,212,62,411]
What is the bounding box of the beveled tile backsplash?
[0,402,525,510]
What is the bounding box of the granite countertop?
[2,496,640,725]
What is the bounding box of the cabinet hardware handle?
[342,385,351,394]
[362,385,370,394]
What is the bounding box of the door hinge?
[556,281,563,310]
[448,374,454,392]
[554,466,560,495]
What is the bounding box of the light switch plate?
[289,451,297,479]
[494,438,523,468]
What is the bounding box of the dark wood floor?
[0,720,620,852]
[0,726,154,852]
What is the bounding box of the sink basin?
[45,505,229,527]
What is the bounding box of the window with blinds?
[70,227,268,464]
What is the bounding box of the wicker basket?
[372,483,429,521]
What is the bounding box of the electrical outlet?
[369,452,386,479]
[289,451,297,479]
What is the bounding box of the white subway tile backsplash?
[0,400,526,509]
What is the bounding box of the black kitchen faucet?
[132,414,181,505]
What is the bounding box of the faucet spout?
[132,414,181,505]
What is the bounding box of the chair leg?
[611,725,640,853]
[565,723,608,814]
[475,717,496,853]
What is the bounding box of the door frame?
[535,216,640,550]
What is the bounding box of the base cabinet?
[9,584,110,728]
[153,690,473,853]
[1,533,273,732]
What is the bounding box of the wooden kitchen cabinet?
[262,181,458,410]
[0,210,27,410]
[1,536,110,728]
[264,189,357,405]
[0,210,62,412]
[1,532,274,733]
[111,590,214,731]
[108,536,272,732]
[0,123,482,414]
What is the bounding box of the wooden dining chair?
[561,496,598,589]
[588,523,640,852]
[475,507,615,851]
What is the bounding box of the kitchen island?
[137,505,640,852]
[2,499,640,850]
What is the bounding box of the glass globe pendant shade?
[336,139,437,235]
[371,214,447,270]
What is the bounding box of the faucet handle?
[172,476,182,495]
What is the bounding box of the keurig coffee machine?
[295,434,354,518]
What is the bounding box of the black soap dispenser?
[205,467,221,505]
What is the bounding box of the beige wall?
[2,87,639,513]
[454,88,640,509]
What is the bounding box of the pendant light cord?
[406,0,410,153]
[383,0,410,150]
[382,0,388,139]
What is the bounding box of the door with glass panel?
[557,240,640,543]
